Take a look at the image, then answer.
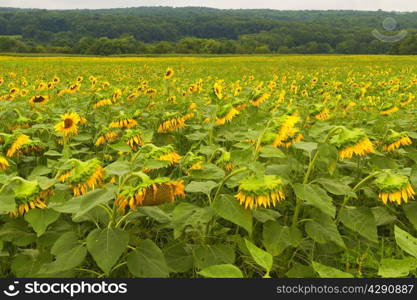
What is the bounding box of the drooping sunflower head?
[8,178,51,217]
[380,104,399,116]
[123,129,144,150]
[59,158,105,196]
[109,112,138,129]
[5,133,31,157]
[250,91,270,107]
[215,150,233,171]
[158,111,194,133]
[0,155,10,170]
[143,144,181,166]
[95,129,119,146]
[93,98,112,109]
[309,104,330,121]
[382,130,412,152]
[216,104,240,125]
[182,153,205,172]
[330,127,375,160]
[235,175,285,209]
[116,177,185,212]
[374,172,415,205]
[54,112,81,137]
[29,95,49,105]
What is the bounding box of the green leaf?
[164,242,193,273]
[378,258,417,278]
[286,263,316,278]
[109,142,131,153]
[293,183,336,218]
[259,146,285,158]
[74,185,116,218]
[171,203,214,239]
[38,245,86,275]
[312,261,354,278]
[104,161,131,176]
[11,254,41,277]
[305,210,346,248]
[339,206,378,243]
[24,209,60,237]
[212,194,252,234]
[198,264,243,278]
[127,239,169,278]
[372,206,396,226]
[51,232,79,256]
[394,225,417,258]
[86,228,129,274]
[403,203,417,230]
[262,222,292,256]
[185,181,218,197]
[244,239,273,273]
[0,189,16,212]
[316,178,354,196]
[293,141,318,155]
[189,163,225,180]
[193,244,235,269]
[138,206,171,223]
[253,208,281,223]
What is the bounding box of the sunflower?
[6,178,52,217]
[382,130,412,152]
[213,81,224,100]
[380,105,399,115]
[95,131,119,146]
[216,105,239,125]
[29,95,49,105]
[251,93,270,107]
[59,158,105,196]
[144,145,181,167]
[109,117,138,129]
[158,112,194,133]
[93,98,112,109]
[235,175,285,209]
[330,127,375,160]
[116,177,185,211]
[215,150,233,171]
[164,68,174,79]
[374,172,415,205]
[54,112,81,137]
[0,156,10,170]
[400,94,414,107]
[273,129,304,148]
[315,108,330,121]
[6,134,30,157]
[123,130,144,150]
[272,113,302,148]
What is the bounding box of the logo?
[372,17,407,43]
[4,281,20,297]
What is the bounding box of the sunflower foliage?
[0,56,417,278]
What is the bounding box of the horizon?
[1,0,417,12]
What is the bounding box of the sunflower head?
[123,129,144,150]
[54,112,81,137]
[164,68,174,80]
[382,130,412,152]
[330,127,374,160]
[380,104,399,115]
[374,172,415,205]
[29,95,49,105]
[235,175,285,209]
[109,112,138,129]
[116,177,185,211]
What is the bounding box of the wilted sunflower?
[164,68,174,79]
[95,131,119,146]
[109,116,138,129]
[374,172,415,205]
[6,134,30,157]
[29,95,49,105]
[7,178,52,217]
[59,158,105,196]
[158,112,194,133]
[235,175,285,209]
[93,98,112,109]
[382,130,412,152]
[144,145,181,167]
[123,129,144,150]
[116,177,185,211]
[0,156,9,170]
[216,105,239,125]
[380,105,399,116]
[54,112,81,137]
[330,127,375,160]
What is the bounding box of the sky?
[1,0,416,11]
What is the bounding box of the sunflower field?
[1,55,417,278]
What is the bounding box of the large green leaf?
[38,245,87,275]
[127,239,169,278]
[198,264,243,278]
[262,222,293,256]
[394,225,417,258]
[212,194,252,234]
[293,183,336,218]
[244,239,273,273]
[171,203,214,239]
[0,189,16,212]
[86,228,129,274]
[305,211,345,248]
[378,258,417,278]
[316,178,354,196]
[339,206,378,243]
[189,163,225,180]
[403,203,417,231]
[74,185,116,218]
[193,244,235,269]
[24,208,60,237]
[104,161,131,176]
[185,181,218,198]
[164,242,193,273]
[312,261,354,278]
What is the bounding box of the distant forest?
[0,7,416,55]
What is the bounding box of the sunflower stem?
[212,167,249,205]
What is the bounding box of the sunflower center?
[33,96,45,103]
[64,118,74,129]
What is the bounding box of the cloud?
[1,0,416,11]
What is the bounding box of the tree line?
[0,7,416,55]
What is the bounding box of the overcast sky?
[1,0,416,11]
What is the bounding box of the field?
[1,55,417,278]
